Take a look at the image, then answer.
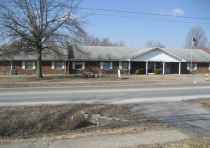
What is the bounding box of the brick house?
[0,46,210,75]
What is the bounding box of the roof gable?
[132,48,181,62]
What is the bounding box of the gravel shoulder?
[0,129,189,148]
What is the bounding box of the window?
[72,62,85,71]
[54,62,65,70]
[187,63,197,71]
[51,62,65,70]
[208,64,210,71]
[22,61,36,70]
[101,62,112,70]
[120,62,129,70]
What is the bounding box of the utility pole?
[191,37,197,73]
[192,37,198,84]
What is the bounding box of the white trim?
[133,48,181,62]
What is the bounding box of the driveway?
[132,101,210,136]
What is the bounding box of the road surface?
[0,84,210,106]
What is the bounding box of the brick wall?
[0,61,210,75]
[0,61,10,75]
[42,61,66,75]
[196,63,210,73]
[0,61,68,75]
[15,61,36,75]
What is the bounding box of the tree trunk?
[37,49,43,79]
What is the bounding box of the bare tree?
[0,0,85,79]
[145,40,166,48]
[83,35,126,47]
[185,26,208,49]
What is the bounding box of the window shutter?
[72,62,75,70]
[110,62,113,70]
[100,62,103,70]
[32,62,36,70]
[62,62,65,70]
[82,62,85,70]
[187,64,190,71]
[194,64,198,71]
[22,61,25,70]
[51,62,55,70]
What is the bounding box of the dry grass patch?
[0,104,153,139]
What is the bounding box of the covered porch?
[131,61,182,75]
[130,48,184,75]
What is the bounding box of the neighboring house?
[0,49,69,75]
[0,46,210,75]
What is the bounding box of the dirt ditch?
[0,104,165,139]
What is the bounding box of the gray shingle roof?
[0,48,69,61]
[73,46,210,62]
[165,48,210,62]
[72,46,139,60]
[1,45,210,62]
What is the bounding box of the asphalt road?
[0,84,210,106]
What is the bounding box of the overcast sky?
[80,0,210,48]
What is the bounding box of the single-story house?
[0,46,210,75]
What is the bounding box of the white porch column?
[128,59,131,74]
[119,61,122,70]
[178,62,181,75]
[145,61,148,75]
[162,62,165,75]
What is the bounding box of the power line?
[79,7,210,21]
[83,12,210,25]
